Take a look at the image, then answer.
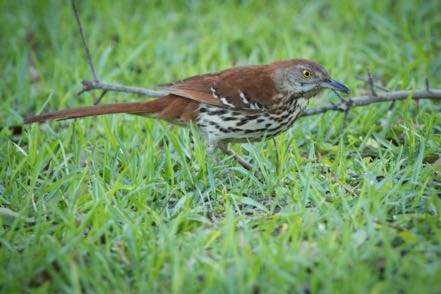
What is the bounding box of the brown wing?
[159,63,285,111]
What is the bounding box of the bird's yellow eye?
[303,70,312,78]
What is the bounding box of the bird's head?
[274,59,349,98]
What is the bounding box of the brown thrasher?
[25,59,349,170]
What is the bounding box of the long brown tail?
[25,98,170,124]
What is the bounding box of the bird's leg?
[218,143,254,171]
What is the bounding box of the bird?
[25,59,349,170]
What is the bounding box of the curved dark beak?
[321,79,350,94]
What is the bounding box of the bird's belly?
[196,98,309,143]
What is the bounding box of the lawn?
[1,0,440,292]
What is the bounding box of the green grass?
[1,0,441,292]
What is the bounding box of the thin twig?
[71,0,98,83]
[425,78,431,92]
[332,89,346,103]
[331,89,351,137]
[356,77,390,92]
[302,89,441,117]
[77,80,165,97]
[367,71,377,96]
[388,100,396,111]
[94,90,108,105]
[338,108,350,137]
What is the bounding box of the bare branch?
[77,78,440,116]
[71,0,98,82]
[78,80,165,97]
[302,89,441,117]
